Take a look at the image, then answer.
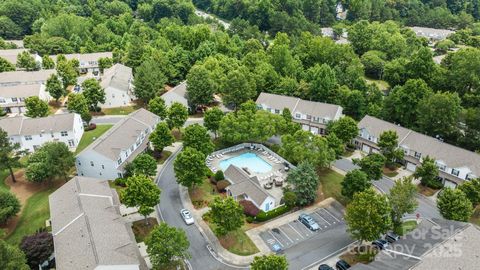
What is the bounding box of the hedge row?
[251,205,291,222]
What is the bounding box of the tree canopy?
[209,196,245,235]
[437,188,474,222]
[145,222,190,268]
[286,162,320,206]
[174,147,207,188]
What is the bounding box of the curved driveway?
[154,150,245,270]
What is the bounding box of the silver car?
[180,209,194,225]
[298,213,320,231]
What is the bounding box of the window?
[437,164,446,171]
[51,133,54,138]
[19,97,25,102]
[68,140,74,147]
[451,169,460,176]
[90,161,94,167]
[24,135,32,141]
[125,152,128,158]
[414,152,421,159]
[101,165,105,169]
[466,174,475,180]
[78,161,81,166]
[275,109,280,114]
[136,140,140,146]
[11,97,17,102]
[112,94,115,98]
[39,133,42,137]
[295,113,301,119]
[33,145,39,150]
[306,115,312,120]
[61,131,68,137]
[117,173,123,178]
[130,145,134,152]
[0,98,5,103]
[99,172,102,176]
[117,158,122,165]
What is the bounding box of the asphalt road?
[155,150,243,270]
[333,159,442,220]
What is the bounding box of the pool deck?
[207,145,291,206]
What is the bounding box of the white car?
[180,209,194,225]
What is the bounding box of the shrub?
[246,216,254,223]
[282,191,297,208]
[0,190,21,224]
[214,170,225,181]
[20,232,54,269]
[239,200,260,216]
[216,180,230,192]
[254,205,291,222]
[114,178,127,187]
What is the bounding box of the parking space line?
[313,211,330,227]
[323,208,342,223]
[268,231,284,247]
[277,227,294,243]
[288,223,305,239]
[294,221,312,236]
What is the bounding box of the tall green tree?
[458,178,480,206]
[307,63,338,103]
[166,102,188,130]
[353,153,386,180]
[41,55,55,69]
[66,93,91,123]
[149,122,174,154]
[341,169,371,200]
[46,74,64,102]
[209,196,245,235]
[98,57,113,73]
[133,59,166,102]
[222,69,256,110]
[186,65,215,109]
[0,239,29,270]
[378,130,404,169]
[0,190,21,224]
[414,156,441,188]
[0,128,25,183]
[131,154,157,178]
[203,107,224,138]
[437,188,473,222]
[145,223,190,268]
[174,147,207,188]
[81,78,105,111]
[326,116,358,146]
[16,51,38,71]
[24,96,49,118]
[407,47,435,82]
[286,162,320,206]
[148,96,167,119]
[121,175,161,224]
[388,177,418,229]
[56,59,78,89]
[25,142,74,183]
[0,57,15,72]
[250,254,288,270]
[182,124,214,155]
[345,189,392,247]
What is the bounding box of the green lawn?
[102,105,138,115]
[205,218,259,256]
[189,179,218,209]
[364,77,390,91]
[318,169,348,206]
[131,218,158,243]
[75,124,113,154]
[6,187,57,245]
[157,150,172,164]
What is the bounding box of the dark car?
[336,259,351,270]
[372,239,389,250]
[298,213,320,231]
[385,231,400,243]
[318,264,334,270]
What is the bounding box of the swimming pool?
[219,152,272,173]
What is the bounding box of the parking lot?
[260,204,345,251]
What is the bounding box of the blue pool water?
[219,152,272,173]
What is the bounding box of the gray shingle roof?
[0,48,29,64]
[0,113,77,136]
[77,108,159,161]
[49,176,143,270]
[162,81,188,107]
[256,92,343,120]
[0,69,55,85]
[225,165,269,207]
[358,115,412,141]
[100,63,132,92]
[0,83,42,98]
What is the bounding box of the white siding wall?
[101,86,133,108]
[76,150,120,180]
[259,196,276,212]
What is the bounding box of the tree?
[46,74,64,102]
[341,169,371,200]
[203,107,224,138]
[361,50,386,79]
[325,133,344,158]
[121,175,161,224]
[145,222,190,268]
[0,57,15,72]
[133,59,166,102]
[186,65,215,108]
[286,162,320,206]
[345,189,392,247]
[148,96,167,119]
[82,78,105,111]
[378,130,404,169]
[407,47,435,82]
[414,156,441,188]
[66,93,91,123]
[437,188,473,222]
[282,191,297,209]
[131,154,157,178]
[222,69,256,110]
[0,190,21,224]
[0,239,29,270]
[183,124,214,156]
[353,153,386,180]
[56,59,78,89]
[98,57,113,73]
[458,178,480,206]
[25,142,74,183]
[41,55,55,69]
[24,96,49,118]
[307,64,338,103]
[327,116,358,146]
[19,232,53,269]
[174,147,207,188]
[149,122,174,154]
[16,51,38,71]
[388,177,418,229]
[250,254,288,270]
[0,128,25,183]
[166,102,188,130]
[209,196,245,235]
[280,130,335,169]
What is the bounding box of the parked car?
[180,209,194,225]
[385,231,400,243]
[298,213,320,231]
[318,264,334,270]
[372,239,389,250]
[335,259,351,270]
